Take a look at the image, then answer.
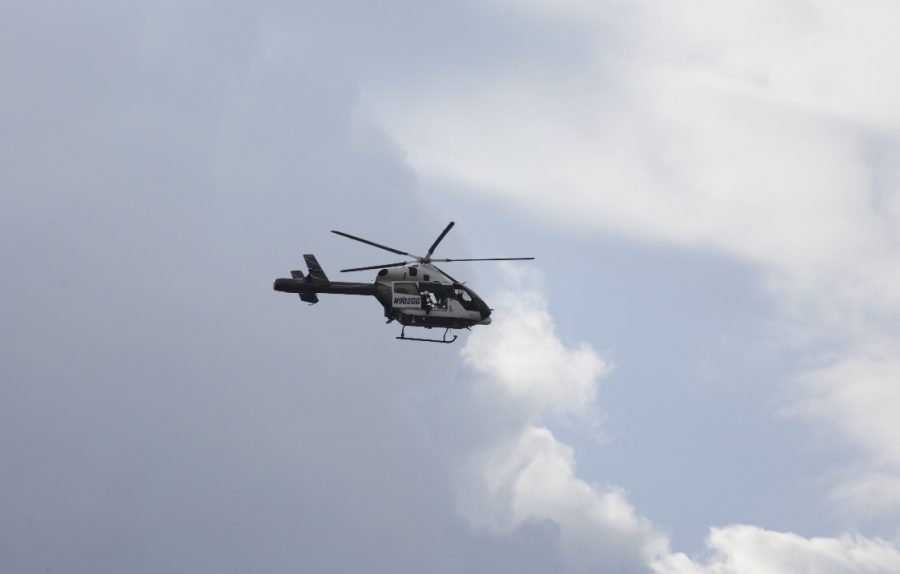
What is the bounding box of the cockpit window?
[454,287,476,310]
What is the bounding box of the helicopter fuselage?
[274,222,530,342]
[273,258,491,330]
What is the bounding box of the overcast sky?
[3,1,900,573]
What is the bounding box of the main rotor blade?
[431,264,460,284]
[429,257,536,262]
[331,230,410,257]
[340,261,409,273]
[426,221,455,258]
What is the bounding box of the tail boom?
[274,254,375,303]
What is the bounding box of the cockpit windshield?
[451,284,488,314]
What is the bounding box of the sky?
[3,1,900,573]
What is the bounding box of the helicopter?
[273,221,534,343]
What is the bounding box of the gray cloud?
[0,2,567,572]
[6,1,900,573]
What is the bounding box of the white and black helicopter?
[273,222,534,343]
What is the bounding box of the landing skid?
[397,326,458,344]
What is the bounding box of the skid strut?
[397,326,458,344]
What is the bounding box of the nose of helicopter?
[479,316,492,325]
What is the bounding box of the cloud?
[457,267,664,573]
[5,1,900,572]
[371,0,900,523]
[659,526,900,574]
[0,3,567,573]
[793,343,900,517]
[459,425,664,574]
[461,265,610,420]
[458,269,900,573]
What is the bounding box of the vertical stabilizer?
[303,254,329,282]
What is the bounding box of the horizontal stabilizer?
[303,254,329,282]
[291,270,305,279]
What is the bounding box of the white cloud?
[458,270,900,573]
[457,268,660,572]
[373,0,900,522]
[458,425,665,573]
[794,344,900,517]
[461,265,609,420]
[658,526,900,574]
